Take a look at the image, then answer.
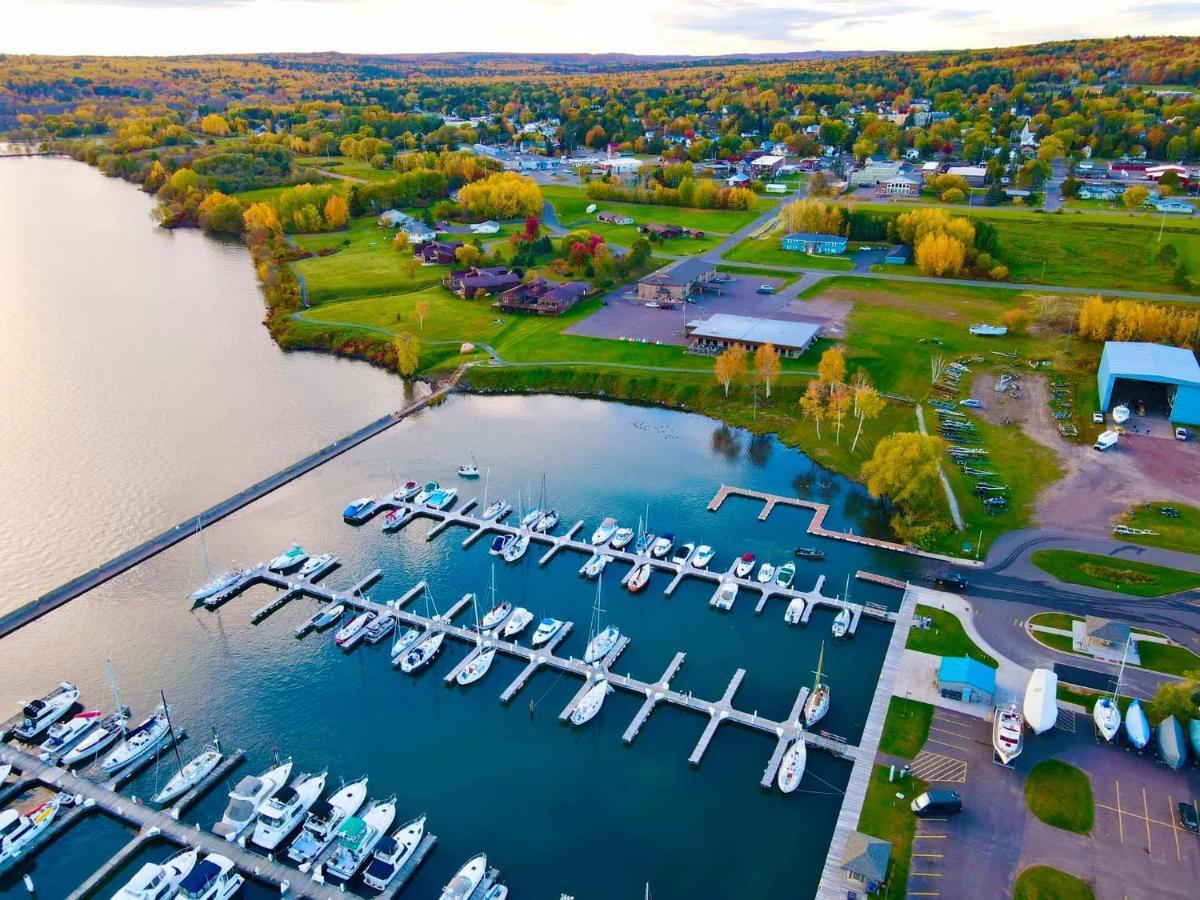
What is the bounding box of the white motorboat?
[100,707,171,774]
[414,481,439,505]
[390,627,424,665]
[775,562,796,589]
[777,739,807,793]
[691,545,715,568]
[456,646,497,685]
[992,704,1024,765]
[439,854,488,900]
[757,562,777,584]
[591,517,619,545]
[113,848,198,900]
[733,552,755,579]
[531,617,564,647]
[311,603,345,630]
[520,505,543,529]
[343,497,376,519]
[570,680,610,725]
[212,758,293,841]
[268,544,307,572]
[480,599,512,631]
[298,553,334,577]
[1124,698,1151,749]
[363,612,397,644]
[534,509,560,532]
[327,797,397,881]
[152,737,223,805]
[14,682,79,741]
[710,580,737,611]
[396,480,421,501]
[287,776,368,866]
[37,709,102,760]
[175,853,243,900]
[1023,669,1058,735]
[831,607,852,638]
[399,631,446,674]
[0,800,58,868]
[502,607,534,638]
[783,597,805,625]
[626,562,651,593]
[488,534,515,556]
[610,526,635,549]
[1093,696,1122,743]
[1112,404,1131,424]
[502,532,530,562]
[61,709,128,766]
[671,542,695,566]
[585,625,620,664]
[334,611,376,648]
[804,642,830,727]
[382,508,409,533]
[485,886,508,900]
[252,770,326,850]
[188,569,243,603]
[582,553,613,578]
[651,534,674,559]
[481,500,506,521]
[426,487,458,510]
[363,813,427,891]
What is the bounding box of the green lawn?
[1013,865,1095,900]
[1135,641,1200,677]
[1029,612,1074,631]
[906,605,998,667]
[1024,760,1095,834]
[716,264,802,287]
[295,155,400,182]
[722,236,855,270]
[878,697,934,759]
[1031,549,1200,597]
[857,765,929,900]
[542,183,762,233]
[1117,502,1200,555]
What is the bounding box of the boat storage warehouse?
[1097,341,1200,425]
[685,314,821,357]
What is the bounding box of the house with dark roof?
[444,266,523,299]
[415,240,462,265]
[636,258,717,302]
[1084,616,1132,651]
[840,830,891,894]
[495,279,591,316]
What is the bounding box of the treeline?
[1078,295,1200,348]
[585,178,757,211]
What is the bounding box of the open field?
[878,697,934,759]
[541,183,763,234]
[295,155,401,182]
[1116,501,1200,554]
[293,217,445,304]
[1030,549,1200,597]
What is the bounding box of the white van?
[1093,429,1119,451]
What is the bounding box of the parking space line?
[1096,802,1182,831]
[930,717,973,732]
[912,853,944,858]
[1169,795,1182,862]
[913,834,946,839]
[923,736,969,752]
[1143,787,1153,853]
[1115,780,1125,845]
[911,872,943,877]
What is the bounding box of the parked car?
[1176,427,1190,441]
[1179,801,1199,834]
[645,301,660,309]
[756,284,775,294]
[912,790,963,818]
[933,572,969,592]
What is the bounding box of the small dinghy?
[794,547,825,561]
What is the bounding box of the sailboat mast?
[198,516,212,577]
[813,641,825,691]
[1113,637,1131,700]
[161,689,184,773]
[106,659,126,737]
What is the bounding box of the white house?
[470,220,501,235]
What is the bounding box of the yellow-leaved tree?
[456,172,543,220]
[817,346,846,394]
[799,380,826,439]
[323,194,349,230]
[754,342,781,399]
[860,432,947,541]
[714,344,748,396]
[243,202,282,236]
[394,332,421,376]
[915,232,967,277]
[200,114,230,136]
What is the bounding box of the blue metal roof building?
[937,656,996,704]
[1098,341,1200,426]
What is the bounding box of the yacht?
[37,709,102,761]
[414,482,439,505]
[804,643,830,727]
[268,544,307,572]
[671,542,695,566]
[382,508,409,533]
[175,854,243,900]
[520,505,543,529]
[363,612,397,644]
[710,581,737,611]
[691,545,715,568]
[784,597,805,625]
[480,500,506,522]
[390,627,425,665]
[1112,404,1131,424]
[252,770,326,851]
[480,598,512,631]
[585,625,620,664]
[212,758,293,841]
[591,517,619,546]
[14,682,79,741]
[363,814,427,891]
[100,707,171,774]
[531,617,564,647]
[626,563,652,594]
[334,611,376,648]
[570,680,610,725]
[489,534,515,556]
[582,553,613,578]
[298,553,334,578]
[992,704,1024,765]
[152,737,223,805]
[426,488,458,511]
[327,798,396,881]
[188,569,243,603]
[343,497,375,519]
[757,562,776,584]
[650,534,674,559]
[1124,698,1151,749]
[610,526,635,550]
[439,854,488,900]
[777,739,807,793]
[399,631,446,674]
[733,553,755,579]
[1023,669,1058,735]
[456,647,497,686]
[502,533,530,563]
[831,607,852,638]
[113,848,198,900]
[61,709,128,766]
[310,603,346,631]
[287,776,368,866]
[775,562,796,589]
[502,607,534,639]
[0,800,58,868]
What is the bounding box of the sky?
[4,0,1199,57]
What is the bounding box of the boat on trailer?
[992,704,1024,765]
[1023,669,1058,736]
[1125,698,1150,750]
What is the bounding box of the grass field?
[722,237,856,270]
[541,183,762,234]
[1116,502,1200,555]
[857,765,930,900]
[907,605,998,666]
[292,218,444,304]
[878,697,934,759]
[1013,865,1096,900]
[295,155,400,182]
[1031,549,1200,597]
[1029,612,1074,630]
[716,264,802,287]
[1028,613,1200,676]
[1024,759,1095,834]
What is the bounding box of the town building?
[685,314,821,357]
[636,258,717,303]
[1098,341,1200,426]
[839,831,891,895]
[597,211,635,225]
[414,240,462,265]
[495,279,590,316]
[444,265,523,298]
[1152,198,1195,214]
[469,220,500,235]
[638,223,704,240]
[782,232,849,255]
[725,173,751,188]
[882,174,921,196]
[936,656,996,705]
[849,159,908,187]
[1078,185,1122,201]
[945,165,988,187]
[597,156,644,176]
[884,245,912,265]
[749,154,786,177]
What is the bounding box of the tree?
[714,344,748,396]
[399,257,418,287]
[1123,185,1150,210]
[197,191,244,234]
[456,171,543,220]
[200,114,230,137]
[915,232,967,277]
[394,332,420,376]
[860,432,947,541]
[999,307,1032,335]
[414,300,430,332]
[799,380,825,439]
[828,384,851,444]
[817,346,846,392]
[1151,671,1200,722]
[323,194,349,230]
[455,244,483,268]
[392,231,409,253]
[754,343,781,399]
[851,385,885,453]
[243,201,281,236]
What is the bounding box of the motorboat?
[969,323,1008,337]
[268,544,308,572]
[1157,715,1188,770]
[1022,669,1058,736]
[327,798,396,881]
[426,488,458,510]
[311,603,345,630]
[992,704,1024,765]
[390,627,424,665]
[1125,698,1151,750]
[784,597,805,625]
[1112,404,1131,425]
[212,758,294,841]
[456,647,497,686]
[691,545,715,568]
[1093,696,1122,743]
[775,562,796,589]
[757,562,777,584]
[152,737,223,805]
[570,680,610,725]
[531,617,564,647]
[733,553,755,578]
[37,709,102,761]
[584,625,621,664]
[777,739,807,793]
[175,853,243,900]
[804,643,830,726]
[485,886,509,900]
[343,497,375,519]
[710,580,737,611]
[611,527,635,549]
[414,482,439,505]
[520,506,543,530]
[626,563,652,593]
[502,533,530,563]
[439,854,488,900]
[14,682,79,740]
[252,770,326,850]
[591,517,619,546]
[382,508,409,533]
[363,612,397,644]
[287,776,368,866]
[362,814,427,891]
[831,607,852,638]
[188,568,243,603]
[397,480,421,501]
[671,542,695,566]
[480,500,506,521]
[489,534,515,556]
[334,611,376,648]
[100,707,172,774]
[457,463,481,478]
[502,607,534,638]
[534,509,559,533]
[480,598,512,631]
[298,553,334,577]
[583,553,613,578]
[794,547,826,561]
[61,708,128,766]
[651,534,674,559]
[0,800,58,868]
[113,848,198,900]
[399,631,446,674]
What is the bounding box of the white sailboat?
[570,680,611,725]
[457,593,497,686]
[777,738,807,793]
[479,468,506,520]
[457,451,481,478]
[804,642,830,727]
[502,532,530,563]
[187,517,242,603]
[1093,638,1128,743]
[152,733,223,805]
[831,606,852,638]
[583,574,620,665]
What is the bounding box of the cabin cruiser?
[502,533,530,562]
[783,597,805,625]
[794,547,826,561]
[363,814,427,891]
[382,508,409,532]
[570,680,610,725]
[671,542,695,566]
[489,534,515,556]
[1023,669,1058,735]
[831,607,852,638]
[1112,404,1131,425]
[626,563,652,593]
[531,617,564,647]
[610,526,635,550]
[335,611,375,648]
[414,482,439,505]
[439,854,488,900]
[650,534,674,559]
[591,517,619,546]
[485,886,509,900]
[311,603,345,630]
[113,848,198,900]
[175,854,243,900]
[534,510,559,533]
[287,776,368,866]
[0,800,58,868]
[14,682,79,741]
[480,598,512,631]
[502,607,534,639]
[212,758,293,841]
[396,480,421,501]
[188,569,243,603]
[691,545,715,568]
[268,544,307,572]
[757,562,777,584]
[456,647,496,686]
[480,500,506,521]
[298,553,334,578]
[252,770,326,850]
[733,553,755,579]
[327,798,396,881]
[710,581,737,611]
[37,709,102,761]
[992,704,1024,765]
[582,553,613,578]
[584,625,621,664]
[100,707,172,774]
[1124,698,1150,749]
[426,488,458,511]
[343,497,375,519]
[152,738,223,805]
[61,709,128,766]
[399,631,446,674]
[364,612,397,644]
[1093,696,1121,743]
[457,463,480,478]
[775,562,796,589]
[777,739,807,793]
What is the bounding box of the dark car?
[912,790,963,817]
[933,571,969,591]
[1180,802,1199,834]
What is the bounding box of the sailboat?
[479,468,506,521]
[399,590,447,674]
[569,680,611,725]
[532,475,558,533]
[777,738,807,793]
[1093,638,1128,743]
[187,518,243,603]
[520,484,542,529]
[153,731,223,805]
[457,593,497,686]
[633,506,655,556]
[583,574,621,665]
[804,643,830,727]
[457,452,481,478]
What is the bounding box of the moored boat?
[671,542,695,566]
[327,798,397,882]
[626,563,652,593]
[399,631,446,674]
[775,562,796,589]
[37,709,102,761]
[252,770,327,851]
[611,526,635,549]
[396,480,420,500]
[783,597,805,625]
[287,776,368,866]
[502,607,534,638]
[456,647,497,686]
[480,598,512,631]
[710,580,737,611]
[582,553,613,578]
[502,532,530,562]
[175,853,243,900]
[334,611,376,649]
[1157,715,1188,770]
[777,739,807,793]
[152,737,223,805]
[310,603,345,630]
[733,552,755,578]
[992,704,1024,765]
[426,487,458,510]
[584,625,620,664]
[757,562,777,584]
[1125,698,1151,750]
[382,508,409,532]
[691,545,715,568]
[298,553,334,577]
[188,568,243,603]
[531,617,564,647]
[362,814,427,891]
[363,612,397,644]
[61,709,128,766]
[100,707,172,774]
[268,543,308,572]
[480,500,506,521]
[14,682,79,741]
[113,848,198,899]
[650,534,674,559]
[534,509,559,532]
[0,800,58,868]
[1023,669,1058,736]
[414,482,439,505]
[831,607,852,638]
[212,758,293,841]
[343,497,375,520]
[804,643,830,726]
[489,534,515,556]
[570,680,610,725]
[591,517,619,546]
[389,627,424,666]
[439,854,488,900]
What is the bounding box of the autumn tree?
[200,114,230,137]
[455,244,484,268]
[1123,185,1150,210]
[780,199,845,236]
[860,432,948,541]
[851,385,885,453]
[1151,672,1200,722]
[799,380,826,439]
[915,232,967,277]
[243,201,282,236]
[714,344,748,396]
[817,346,846,393]
[394,332,420,376]
[143,160,168,192]
[323,194,349,230]
[999,307,1032,335]
[399,257,418,288]
[392,231,409,253]
[456,171,543,220]
[414,300,430,332]
[754,342,781,399]
[196,191,244,235]
[828,383,852,444]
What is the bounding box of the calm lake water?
[0,160,919,899]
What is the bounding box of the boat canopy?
[179,860,221,894]
[338,816,369,846]
[375,836,399,856]
[1023,669,1059,734]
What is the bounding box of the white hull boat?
[310,603,345,630]
[363,814,426,891]
[691,545,715,568]
[626,563,651,593]
[583,553,613,578]
[456,647,496,685]
[502,607,534,638]
[775,562,796,589]
[757,563,776,584]
[992,704,1024,765]
[175,853,243,900]
[783,597,805,625]
[268,544,307,572]
[777,739,807,793]
[343,497,375,519]
[298,553,334,577]
[480,500,506,521]
[390,627,424,665]
[710,580,737,611]
[591,517,618,546]
[457,464,480,478]
[188,569,243,603]
[153,738,224,805]
[480,598,512,631]
[61,709,128,766]
[15,682,79,741]
[651,535,674,559]
[212,758,293,841]
[570,680,610,725]
[37,709,102,761]
[831,607,852,638]
[610,527,635,550]
[439,854,487,900]
[534,510,559,532]
[584,625,620,664]
[399,631,445,673]
[804,684,830,727]
[531,617,564,647]
[382,508,409,532]
[520,507,543,529]
[414,482,439,505]
[502,533,530,562]
[114,848,198,899]
[1023,669,1058,735]
[489,534,515,556]
[287,777,368,866]
[0,800,58,868]
[100,708,172,774]
[671,542,695,566]
[1125,698,1150,749]
[252,770,326,851]
[426,487,458,510]
[734,553,755,579]
[1093,696,1122,743]
[364,612,397,644]
[334,611,375,648]
[327,798,396,881]
[397,481,420,501]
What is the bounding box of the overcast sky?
[5,0,1199,56]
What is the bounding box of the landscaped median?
[1030,549,1200,597]
[1028,612,1200,677]
[1024,759,1095,834]
[1013,865,1096,900]
[1116,501,1200,555]
[907,604,998,667]
[878,697,934,759]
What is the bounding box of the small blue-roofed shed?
[1098,341,1200,426]
[937,656,996,704]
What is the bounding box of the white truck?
[1093,429,1119,451]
